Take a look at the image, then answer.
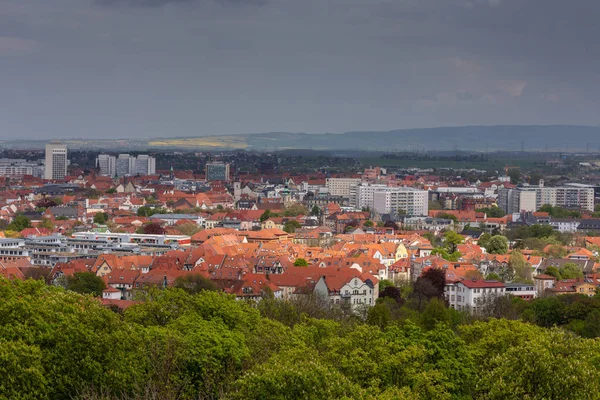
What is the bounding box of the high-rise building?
[116,154,136,177]
[135,154,156,176]
[498,188,537,214]
[44,143,68,180]
[96,154,116,177]
[115,154,156,177]
[206,162,230,181]
[354,184,389,209]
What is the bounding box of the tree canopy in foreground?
[1,278,600,400]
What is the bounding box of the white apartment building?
[548,218,581,233]
[498,188,537,214]
[326,178,362,197]
[445,279,505,312]
[0,159,44,178]
[44,143,68,180]
[504,283,537,300]
[372,188,428,216]
[96,154,117,177]
[354,184,389,209]
[499,183,594,213]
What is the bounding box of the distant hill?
[159,125,600,152]
[2,125,599,151]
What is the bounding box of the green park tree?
[559,263,584,280]
[93,212,108,224]
[65,272,106,296]
[7,214,31,232]
[293,258,309,267]
[486,235,509,254]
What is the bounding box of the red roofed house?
[446,279,505,312]
[313,268,379,311]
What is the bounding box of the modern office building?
[44,143,68,180]
[96,154,116,177]
[205,162,230,181]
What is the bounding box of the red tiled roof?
[459,279,505,289]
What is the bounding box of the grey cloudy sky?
[0,0,598,139]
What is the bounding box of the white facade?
[314,275,379,311]
[0,159,44,178]
[102,288,122,300]
[326,178,362,197]
[372,188,428,216]
[499,186,594,213]
[498,188,536,214]
[44,143,68,180]
[505,283,537,300]
[549,219,581,233]
[355,184,389,209]
[445,280,505,312]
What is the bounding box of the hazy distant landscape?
[2,125,599,152]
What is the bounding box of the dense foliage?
[7,214,31,232]
[432,231,464,261]
[475,206,506,218]
[538,204,581,219]
[2,278,600,400]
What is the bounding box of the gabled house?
[313,270,379,311]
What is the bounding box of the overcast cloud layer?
[0,0,598,139]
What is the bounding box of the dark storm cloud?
[93,0,265,7]
[0,0,598,139]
